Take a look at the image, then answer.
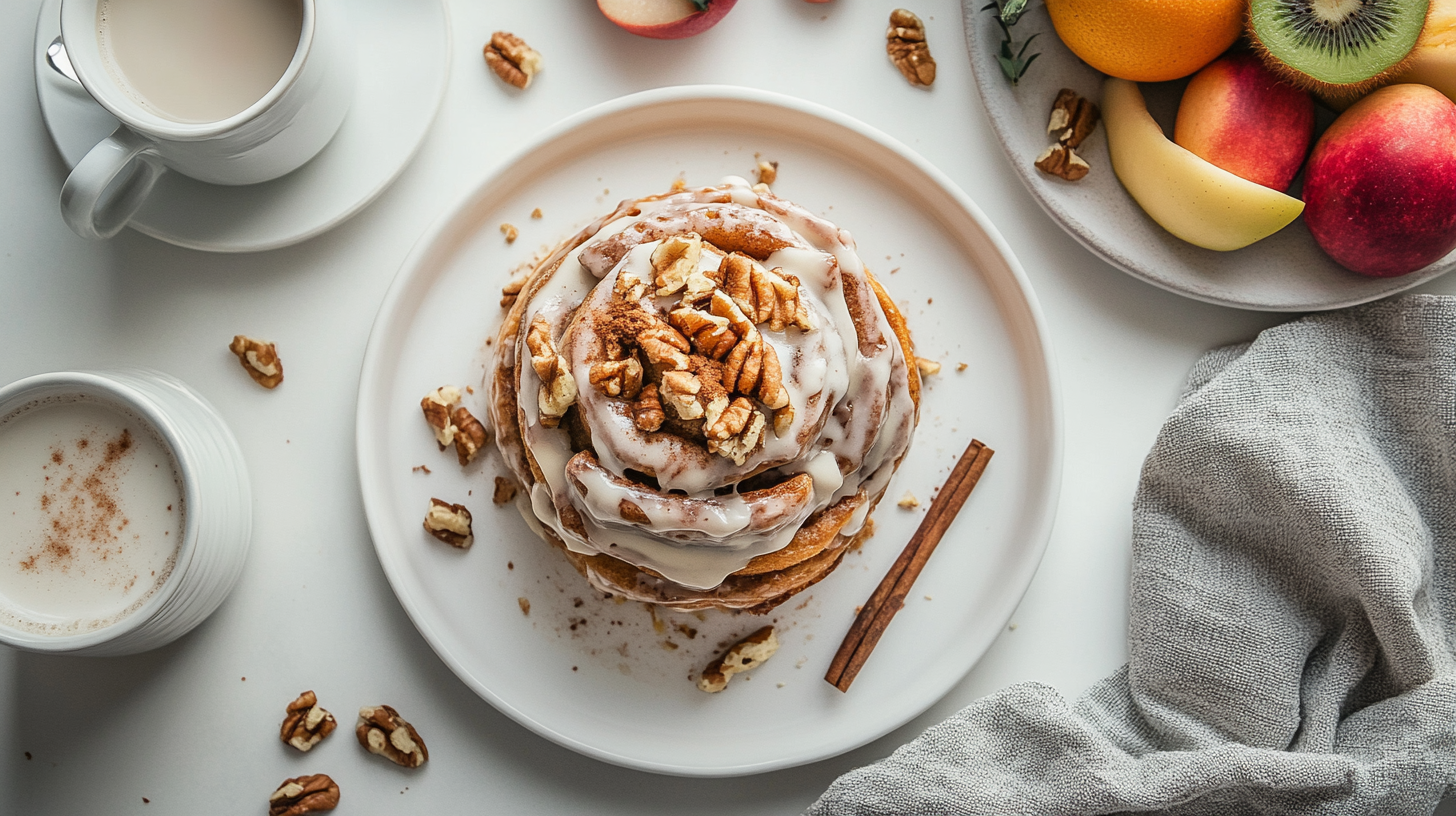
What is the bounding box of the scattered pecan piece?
[650,233,703,296]
[356,705,428,769]
[423,498,473,549]
[420,386,462,448]
[1048,88,1100,149]
[500,223,519,243]
[500,277,525,310]
[631,383,666,432]
[526,315,577,428]
[483,31,543,89]
[280,691,337,753]
[588,357,644,399]
[915,357,942,376]
[697,626,779,693]
[268,774,339,816]
[756,160,778,186]
[493,475,519,504]
[886,9,936,87]
[229,335,284,389]
[898,491,920,509]
[1035,144,1090,181]
[451,406,488,465]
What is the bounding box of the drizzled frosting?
[492,178,917,593]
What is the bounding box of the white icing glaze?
[497,179,916,589]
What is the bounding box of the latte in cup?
[97,0,304,124]
[0,396,184,636]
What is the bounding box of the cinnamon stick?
[825,439,995,692]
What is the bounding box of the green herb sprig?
[690,0,710,11]
[982,0,1040,85]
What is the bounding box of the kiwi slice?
[1248,0,1431,97]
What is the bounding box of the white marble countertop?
[3,1,1452,813]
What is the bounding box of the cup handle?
[59,127,167,240]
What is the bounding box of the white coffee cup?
[0,370,252,655]
[57,0,353,240]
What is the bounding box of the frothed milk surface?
[0,397,183,635]
[97,0,304,124]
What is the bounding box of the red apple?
[1303,84,1456,277]
[1173,52,1315,192]
[597,0,738,39]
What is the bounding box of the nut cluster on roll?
[491,178,920,612]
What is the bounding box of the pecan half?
[423,498,473,548]
[420,386,462,448]
[229,335,283,389]
[631,383,666,432]
[660,370,704,420]
[493,475,519,504]
[886,9,936,87]
[451,406,489,465]
[638,323,691,371]
[483,31,543,89]
[650,233,703,297]
[668,306,738,361]
[357,705,428,768]
[697,626,779,693]
[708,403,766,465]
[280,691,337,753]
[1035,144,1090,181]
[526,315,577,427]
[1048,88,1100,149]
[588,357,644,399]
[268,774,339,816]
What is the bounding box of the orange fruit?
[1046,0,1244,82]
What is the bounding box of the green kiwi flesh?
[1248,0,1430,96]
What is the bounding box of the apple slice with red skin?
[597,0,738,39]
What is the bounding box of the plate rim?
[960,0,1455,313]
[355,83,1065,776]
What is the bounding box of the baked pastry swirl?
[491,178,920,612]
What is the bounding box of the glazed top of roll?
[493,178,918,590]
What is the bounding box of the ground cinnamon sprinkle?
[20,428,136,573]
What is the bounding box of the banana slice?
[1102,77,1305,251]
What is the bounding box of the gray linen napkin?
[809,295,1456,815]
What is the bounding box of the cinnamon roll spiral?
[491,179,919,612]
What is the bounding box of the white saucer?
[33,0,450,253]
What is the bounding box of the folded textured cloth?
[809,295,1456,815]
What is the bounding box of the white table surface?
[3,1,1453,813]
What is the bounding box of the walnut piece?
[451,406,488,465]
[356,705,428,769]
[229,335,283,389]
[631,383,666,432]
[650,233,703,296]
[424,498,473,549]
[697,626,779,693]
[268,774,339,816]
[420,386,462,448]
[1048,88,1100,149]
[660,370,704,420]
[1035,144,1090,181]
[493,475,519,504]
[483,31,543,89]
[526,315,577,428]
[886,9,936,87]
[588,357,644,399]
[756,160,778,186]
[280,691,337,753]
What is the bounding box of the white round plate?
[962,1,1456,312]
[356,86,1062,776]
[33,0,449,253]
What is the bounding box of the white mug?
[57,0,353,240]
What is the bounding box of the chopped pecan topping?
[269,774,339,816]
[886,9,936,87]
[705,396,754,442]
[1035,144,1090,181]
[423,498,473,548]
[668,306,738,361]
[660,370,704,420]
[526,315,577,427]
[356,705,428,768]
[650,233,703,296]
[588,357,644,399]
[697,626,779,693]
[420,386,462,448]
[483,31,543,89]
[451,406,488,465]
[631,383,666,432]
[229,335,284,389]
[493,475,519,504]
[280,691,337,753]
[1048,88,1100,149]
[709,403,766,465]
[638,323,692,371]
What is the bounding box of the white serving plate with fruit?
[963,0,1456,312]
